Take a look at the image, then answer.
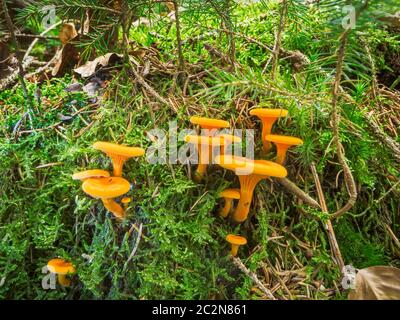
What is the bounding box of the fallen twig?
[231,256,276,300]
[277,178,321,209]
[126,223,143,264]
[311,163,345,272]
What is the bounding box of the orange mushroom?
[226,234,247,256]
[121,197,132,210]
[72,169,110,181]
[265,134,303,165]
[82,177,131,219]
[185,135,226,182]
[47,258,76,287]
[249,108,288,152]
[190,116,230,136]
[93,142,145,177]
[219,188,241,218]
[215,155,287,223]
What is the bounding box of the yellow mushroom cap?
[93,142,145,158]
[72,169,110,181]
[220,188,241,199]
[215,155,288,177]
[265,134,303,146]
[121,197,132,204]
[190,116,230,130]
[47,258,76,275]
[185,135,226,146]
[249,108,288,118]
[226,234,247,246]
[82,177,131,199]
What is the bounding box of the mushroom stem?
[276,144,290,165]
[57,274,71,287]
[101,198,125,219]
[219,198,234,218]
[261,120,275,152]
[109,154,127,177]
[194,164,207,182]
[230,244,240,257]
[194,144,212,182]
[233,175,265,223]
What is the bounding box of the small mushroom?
[190,116,230,136]
[185,135,226,182]
[121,197,132,210]
[219,188,241,218]
[47,258,76,287]
[82,177,131,219]
[215,155,287,223]
[93,141,145,177]
[226,234,247,256]
[250,108,288,152]
[72,169,110,181]
[265,134,303,165]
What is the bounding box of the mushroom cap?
[93,142,145,158]
[249,108,288,119]
[190,116,230,129]
[47,258,76,275]
[82,177,131,199]
[220,188,241,199]
[217,134,242,145]
[226,234,247,246]
[72,169,110,181]
[185,135,226,146]
[215,155,288,177]
[265,134,303,146]
[121,197,132,204]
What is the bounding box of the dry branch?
[231,256,276,300]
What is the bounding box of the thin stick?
[277,178,321,209]
[384,224,400,251]
[269,0,288,79]
[231,256,276,300]
[172,1,185,72]
[1,0,33,132]
[310,163,345,272]
[23,21,62,61]
[126,223,143,264]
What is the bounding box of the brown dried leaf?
[349,266,400,300]
[52,43,80,77]
[59,23,78,45]
[73,53,123,78]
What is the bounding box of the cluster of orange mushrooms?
[192,108,303,256]
[188,109,303,257]
[46,108,302,287]
[45,142,145,287]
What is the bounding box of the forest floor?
[0,1,399,299]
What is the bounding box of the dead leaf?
[83,80,101,97]
[52,43,80,77]
[65,82,83,93]
[59,23,78,45]
[348,266,400,300]
[73,53,123,78]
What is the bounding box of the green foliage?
[336,219,388,268]
[1,0,399,300]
